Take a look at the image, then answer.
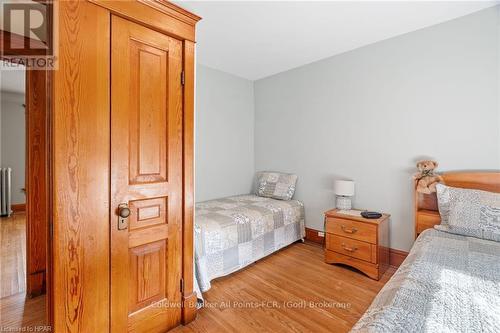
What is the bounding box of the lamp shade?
[334,180,355,196]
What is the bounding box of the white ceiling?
[177,1,499,80]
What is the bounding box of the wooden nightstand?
[324,209,390,280]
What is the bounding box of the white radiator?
[0,168,12,217]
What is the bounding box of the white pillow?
[255,171,297,201]
[435,183,500,242]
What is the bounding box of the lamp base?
[336,196,352,210]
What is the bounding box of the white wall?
[195,65,255,202]
[1,91,26,204]
[254,7,500,251]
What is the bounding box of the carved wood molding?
[88,0,201,42]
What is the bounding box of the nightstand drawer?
[326,234,373,262]
[325,217,377,244]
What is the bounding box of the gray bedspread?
[195,195,305,293]
[351,228,500,332]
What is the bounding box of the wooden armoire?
[52,1,200,332]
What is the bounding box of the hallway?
[0,213,46,330]
[0,213,26,298]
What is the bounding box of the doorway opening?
[0,1,52,329]
[1,62,27,298]
[0,60,48,329]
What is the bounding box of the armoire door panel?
[129,240,167,313]
[129,41,168,184]
[111,14,183,333]
[129,197,168,230]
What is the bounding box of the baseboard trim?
[12,203,26,212]
[305,227,409,267]
[181,292,198,325]
[305,227,324,245]
[389,248,408,268]
[27,270,46,298]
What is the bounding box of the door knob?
[118,203,130,230]
[119,205,131,218]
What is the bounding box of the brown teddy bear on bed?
[413,160,444,194]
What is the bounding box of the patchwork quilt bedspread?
[195,195,305,292]
[351,228,500,333]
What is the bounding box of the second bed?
[195,194,305,293]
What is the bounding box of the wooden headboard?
[414,172,500,238]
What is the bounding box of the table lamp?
[334,180,355,210]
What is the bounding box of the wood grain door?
[111,15,183,333]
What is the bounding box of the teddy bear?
[413,160,444,194]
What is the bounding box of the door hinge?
[181,71,185,86]
[180,278,185,293]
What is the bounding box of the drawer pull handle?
[341,225,358,234]
[341,243,357,252]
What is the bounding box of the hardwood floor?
[0,292,46,329]
[0,213,47,330]
[173,241,395,333]
[0,218,394,332]
[0,213,26,298]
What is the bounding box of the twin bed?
[352,172,500,332]
[194,172,305,294]
[194,194,305,293]
[352,228,500,332]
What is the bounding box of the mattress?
[195,194,305,293]
[351,228,500,332]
